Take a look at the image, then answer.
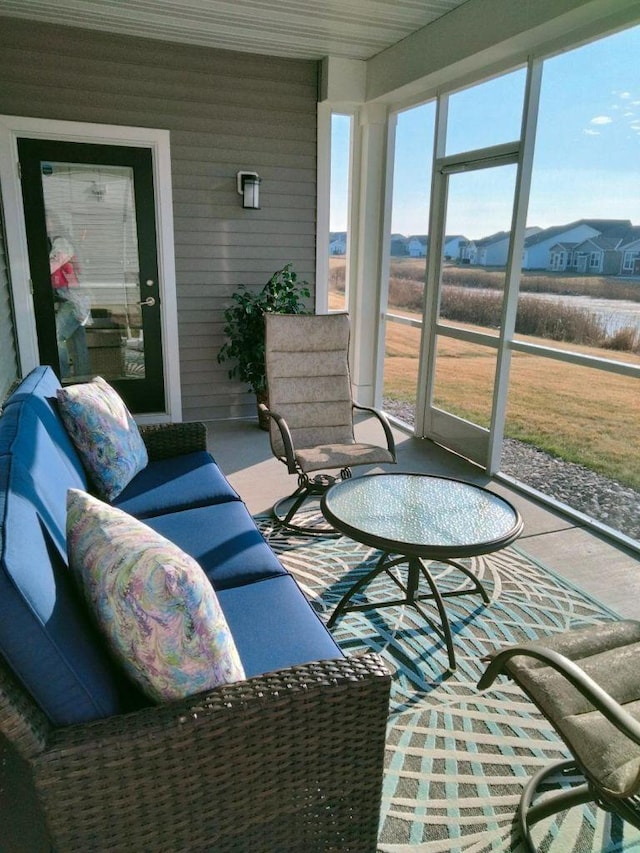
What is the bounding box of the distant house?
[620,237,640,276]
[329,232,347,255]
[390,234,409,256]
[459,239,477,264]
[408,236,428,257]
[548,241,578,272]
[523,219,633,269]
[399,234,465,260]
[569,236,626,275]
[473,231,511,266]
[443,235,466,260]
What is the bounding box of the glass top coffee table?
[320,472,523,670]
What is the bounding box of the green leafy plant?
[217,263,311,395]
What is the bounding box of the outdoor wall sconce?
[237,171,261,209]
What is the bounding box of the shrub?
[439,286,502,326]
[388,277,424,312]
[601,326,640,353]
[329,261,346,293]
[515,295,604,345]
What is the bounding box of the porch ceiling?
[1,0,470,61]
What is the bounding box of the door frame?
[409,60,542,472]
[0,115,181,423]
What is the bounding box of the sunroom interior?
[1,0,640,848]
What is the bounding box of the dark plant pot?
[256,390,270,431]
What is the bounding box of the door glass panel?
[445,68,526,156]
[432,335,496,429]
[440,164,517,336]
[503,352,640,542]
[42,161,143,383]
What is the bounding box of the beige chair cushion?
[265,314,357,459]
[295,442,395,474]
[504,620,640,798]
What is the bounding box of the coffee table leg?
[326,551,389,628]
[413,559,457,670]
[327,552,488,671]
[446,558,490,604]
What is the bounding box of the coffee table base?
[326,553,490,670]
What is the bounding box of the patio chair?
[478,620,640,852]
[261,313,396,533]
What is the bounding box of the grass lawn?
[383,317,640,489]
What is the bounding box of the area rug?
[255,515,640,853]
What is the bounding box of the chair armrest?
[352,402,397,462]
[259,402,298,474]
[34,653,391,852]
[139,422,208,460]
[478,645,640,746]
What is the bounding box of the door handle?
[139,296,156,307]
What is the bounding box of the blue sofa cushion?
[145,501,287,591]
[1,364,62,407]
[0,380,87,486]
[0,457,144,725]
[112,452,240,519]
[0,395,88,499]
[218,575,343,678]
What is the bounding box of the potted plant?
[217,263,311,428]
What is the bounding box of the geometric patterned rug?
[255,516,640,853]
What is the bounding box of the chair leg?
[272,475,340,536]
[519,758,593,852]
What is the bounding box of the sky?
[330,22,640,241]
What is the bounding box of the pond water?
[522,291,640,335]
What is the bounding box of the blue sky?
[330,22,640,240]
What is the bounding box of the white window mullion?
[415,93,449,438]
[487,58,543,474]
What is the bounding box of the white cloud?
[583,128,600,135]
[591,115,613,125]
[619,92,632,99]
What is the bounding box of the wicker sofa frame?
[0,419,391,852]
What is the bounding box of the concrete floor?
[2,413,638,852]
[209,413,640,619]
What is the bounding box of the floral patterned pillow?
[57,376,148,500]
[66,489,246,702]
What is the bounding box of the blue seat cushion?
[112,451,241,519]
[145,502,287,591]
[0,457,145,725]
[218,575,343,678]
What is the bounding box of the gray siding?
[0,16,318,420]
[0,196,19,401]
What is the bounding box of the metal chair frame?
[479,642,640,851]
[261,399,396,535]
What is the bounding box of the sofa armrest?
[34,653,391,852]
[139,422,208,460]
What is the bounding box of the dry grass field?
[383,314,640,489]
[329,256,640,488]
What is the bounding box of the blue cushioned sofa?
[0,366,390,852]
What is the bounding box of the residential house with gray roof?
[620,236,640,277]
[523,219,633,270]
